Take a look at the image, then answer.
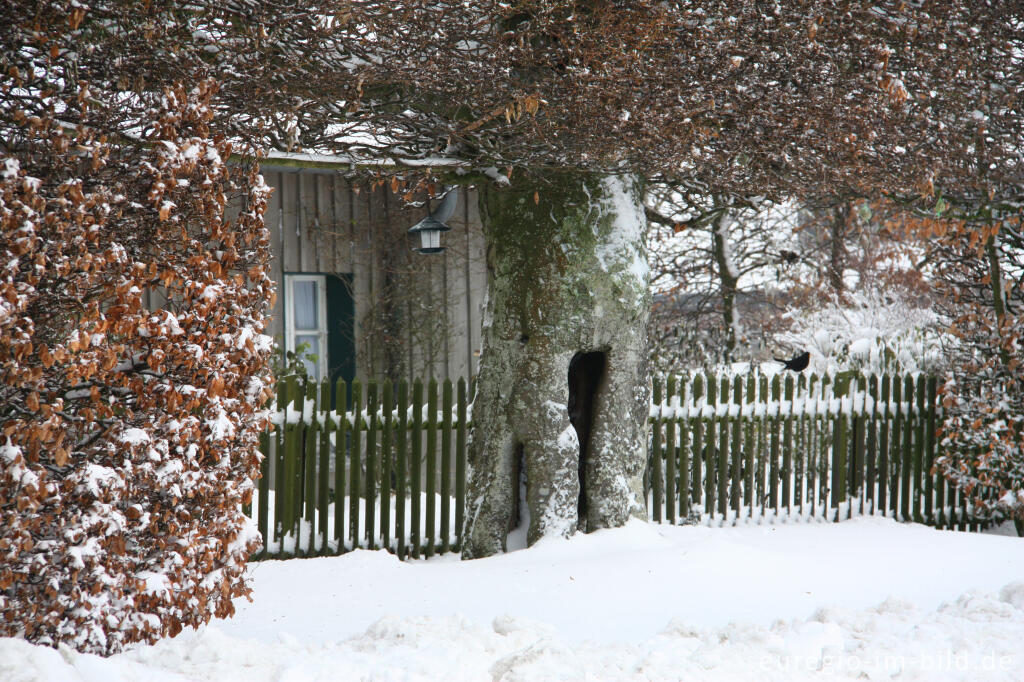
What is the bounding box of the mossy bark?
[462,171,650,559]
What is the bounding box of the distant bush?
[774,288,948,375]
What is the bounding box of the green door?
[326,273,355,402]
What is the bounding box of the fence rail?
[249,371,999,561]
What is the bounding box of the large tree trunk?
[462,171,651,559]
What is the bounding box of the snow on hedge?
[0,81,273,654]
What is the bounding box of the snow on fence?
[249,376,468,561]
[247,371,999,561]
[646,370,997,530]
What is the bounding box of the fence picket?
[925,377,937,525]
[651,377,663,523]
[365,383,379,548]
[947,467,958,530]
[366,382,379,548]
[411,380,423,558]
[456,378,467,552]
[396,380,408,558]
[783,375,794,516]
[730,376,742,521]
[381,380,394,553]
[795,374,806,516]
[334,379,347,551]
[277,376,294,548]
[834,399,848,522]
[891,376,903,520]
[808,392,819,517]
[691,374,704,511]
[272,378,287,551]
[769,375,780,515]
[705,372,717,520]
[866,375,878,515]
[743,373,755,518]
[818,376,831,520]
[756,374,768,517]
[879,374,891,517]
[426,379,438,558]
[282,376,300,553]
[303,379,317,555]
[350,379,362,548]
[441,380,453,553]
[913,374,926,524]
[853,375,866,517]
[901,375,913,522]
[801,376,812,515]
[318,379,331,554]
[932,377,946,528]
[678,375,690,520]
[665,375,677,524]
[717,375,729,521]
[257,430,270,560]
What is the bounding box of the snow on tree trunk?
[462,171,650,559]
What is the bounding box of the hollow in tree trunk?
[462,171,651,559]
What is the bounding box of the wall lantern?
[408,214,451,254]
[408,187,457,254]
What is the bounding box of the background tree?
[646,187,938,373]
[0,0,348,654]
[767,197,941,374]
[646,188,802,369]
[275,1,1024,557]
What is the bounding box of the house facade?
[260,160,487,387]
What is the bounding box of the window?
[283,273,356,392]
[285,274,328,380]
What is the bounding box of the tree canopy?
[279,1,1023,204]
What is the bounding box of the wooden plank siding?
[261,166,485,385]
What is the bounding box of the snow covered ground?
[2,517,1023,681]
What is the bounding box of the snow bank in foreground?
[2,519,1022,681]
[3,586,1023,681]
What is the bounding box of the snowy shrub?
[0,82,274,654]
[929,215,1024,524]
[940,372,1024,523]
[773,287,947,375]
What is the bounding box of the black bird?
[779,249,800,264]
[775,350,810,372]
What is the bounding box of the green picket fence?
[249,371,999,561]
[250,376,468,560]
[648,370,997,531]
